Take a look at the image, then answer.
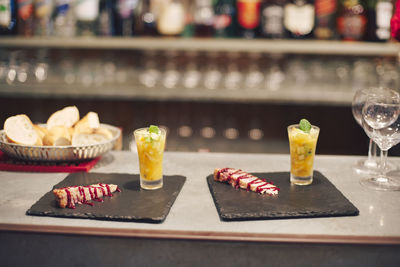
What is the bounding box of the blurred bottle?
[135,0,158,36]
[237,0,261,38]
[113,0,137,36]
[158,0,185,36]
[181,0,194,37]
[314,0,337,39]
[336,0,366,41]
[284,0,315,39]
[364,0,377,41]
[213,0,237,37]
[53,0,76,37]
[17,0,34,36]
[75,0,99,36]
[374,0,392,41]
[0,0,17,35]
[98,0,114,36]
[34,0,53,36]
[194,0,214,37]
[260,0,286,38]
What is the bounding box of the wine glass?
[361,89,400,191]
[351,88,381,174]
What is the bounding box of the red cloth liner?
[0,151,100,173]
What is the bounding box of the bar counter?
[1,151,400,266]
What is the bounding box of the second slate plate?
[207,171,359,221]
[27,172,186,223]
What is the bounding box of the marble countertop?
[1,151,399,244]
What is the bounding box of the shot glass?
[134,127,166,190]
[287,124,320,185]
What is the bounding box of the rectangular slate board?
[207,171,359,221]
[27,172,186,224]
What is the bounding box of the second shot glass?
[134,126,167,190]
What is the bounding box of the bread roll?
[43,126,72,146]
[72,133,108,146]
[94,127,113,140]
[33,124,48,140]
[36,136,43,146]
[4,114,40,146]
[46,106,80,130]
[73,112,100,135]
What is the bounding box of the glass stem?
[380,149,389,178]
[367,138,375,161]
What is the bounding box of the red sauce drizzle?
[246,178,259,191]
[217,168,231,182]
[256,182,268,193]
[101,183,113,196]
[235,174,251,189]
[81,186,95,206]
[216,168,280,195]
[64,188,75,209]
[257,182,280,194]
[61,183,121,209]
[99,186,106,197]
[88,186,95,200]
[78,186,86,202]
[217,168,229,179]
[227,169,241,183]
[92,186,104,202]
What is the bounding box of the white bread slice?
[33,124,48,140]
[94,127,113,140]
[43,126,72,146]
[72,133,109,146]
[36,136,43,146]
[4,114,40,146]
[73,112,100,135]
[46,106,80,130]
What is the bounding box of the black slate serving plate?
[207,171,359,221]
[27,172,186,223]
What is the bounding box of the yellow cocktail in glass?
[134,126,166,190]
[288,124,320,185]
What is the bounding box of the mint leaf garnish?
[145,125,160,142]
[149,125,160,135]
[299,119,311,133]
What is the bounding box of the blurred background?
[0,0,399,155]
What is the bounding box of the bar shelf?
[0,37,399,56]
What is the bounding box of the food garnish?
[299,119,312,133]
[144,125,161,142]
